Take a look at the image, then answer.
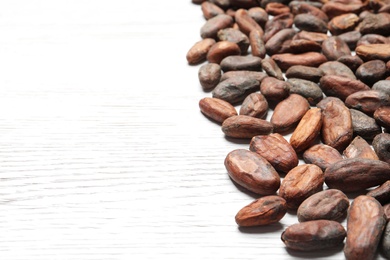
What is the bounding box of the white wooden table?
[0,1,386,259]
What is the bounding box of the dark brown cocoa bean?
[321,2,363,19]
[271,94,311,133]
[259,77,290,102]
[345,90,390,116]
[224,149,280,195]
[235,195,287,227]
[264,13,294,42]
[217,28,250,54]
[373,133,390,164]
[356,60,387,86]
[287,39,322,54]
[328,13,359,35]
[249,30,266,58]
[321,97,353,151]
[290,2,329,22]
[318,61,356,79]
[303,144,343,171]
[357,34,390,47]
[207,41,241,64]
[285,65,324,83]
[265,28,296,56]
[265,2,290,16]
[279,164,324,210]
[272,52,327,71]
[220,70,267,83]
[235,9,264,36]
[199,97,238,123]
[220,55,262,72]
[325,158,390,192]
[261,57,283,80]
[359,13,390,36]
[248,7,268,28]
[367,180,390,205]
[186,38,216,65]
[374,105,390,129]
[200,14,234,39]
[381,221,390,259]
[192,0,207,4]
[222,115,274,138]
[282,220,346,251]
[209,0,231,10]
[322,36,351,61]
[230,0,259,9]
[198,63,221,91]
[293,30,328,44]
[350,109,382,140]
[337,55,363,72]
[373,80,390,96]
[356,44,390,61]
[201,2,225,20]
[297,189,349,222]
[343,135,379,160]
[337,30,361,50]
[212,76,259,104]
[344,195,386,260]
[290,108,322,153]
[294,13,328,33]
[239,93,268,119]
[287,78,323,105]
[250,133,298,174]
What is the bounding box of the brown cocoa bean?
[345,90,390,116]
[235,195,287,227]
[337,30,361,50]
[294,13,328,33]
[285,65,324,83]
[234,9,264,36]
[212,76,259,104]
[356,44,390,61]
[325,158,390,192]
[217,28,250,54]
[319,75,369,101]
[282,220,346,251]
[322,36,351,61]
[356,60,387,86]
[343,136,379,160]
[220,71,267,83]
[337,55,363,72]
[303,144,343,171]
[321,2,363,19]
[209,0,230,10]
[287,39,322,54]
[381,221,390,259]
[271,94,311,133]
[297,189,349,222]
[248,7,268,28]
[261,57,283,80]
[293,30,328,44]
[230,0,258,9]
[272,52,327,71]
[200,14,234,39]
[350,109,382,140]
[318,61,356,79]
[264,13,294,42]
[357,34,390,47]
[249,30,266,58]
[239,93,268,119]
[290,2,329,22]
[186,38,216,65]
[320,97,353,151]
[198,63,221,91]
[207,41,241,64]
[265,28,296,56]
[367,180,390,205]
[199,97,237,123]
[374,105,390,129]
[384,203,390,221]
[250,133,298,174]
[220,55,262,72]
[201,2,225,20]
[372,80,390,96]
[287,78,324,105]
[279,164,324,210]
[222,115,273,138]
[290,108,323,153]
[328,13,359,35]
[344,195,386,260]
[372,133,390,164]
[224,149,280,195]
[265,3,290,16]
[359,13,390,36]
[259,77,290,102]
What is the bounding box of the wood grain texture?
[0,1,385,259]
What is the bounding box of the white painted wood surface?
[0,1,386,259]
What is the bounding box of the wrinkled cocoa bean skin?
[303,144,343,171]
[344,195,386,260]
[272,52,327,71]
[285,65,324,83]
[239,93,268,119]
[319,75,369,101]
[350,109,382,140]
[235,195,287,227]
[356,60,387,86]
[200,14,234,39]
[343,136,379,160]
[345,90,390,116]
[337,30,361,50]
[261,57,283,80]
[297,189,349,222]
[235,9,264,36]
[224,149,280,195]
[249,30,266,58]
[372,80,390,96]
[367,180,390,205]
[356,44,390,61]
[325,158,390,192]
[337,55,363,72]
[281,220,346,251]
[294,13,328,33]
[186,38,216,65]
[212,76,259,104]
[318,61,356,79]
[220,71,267,83]
[374,105,390,130]
[328,13,359,35]
[217,28,250,54]
[199,97,237,123]
[322,36,351,61]
[198,63,221,91]
[222,115,274,138]
[220,55,262,72]
[207,41,241,64]
[264,13,294,42]
[259,77,290,102]
[287,78,324,105]
[372,133,390,164]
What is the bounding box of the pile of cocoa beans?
[187,0,390,259]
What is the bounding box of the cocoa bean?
[355,44,390,61]
[212,76,259,104]
[322,36,351,61]
[200,14,234,39]
[303,144,343,171]
[356,60,387,86]
[199,97,238,123]
[261,57,283,80]
[272,52,327,71]
[350,109,382,140]
[285,65,324,83]
[217,28,250,54]
[249,30,266,58]
[207,41,241,64]
[198,63,221,91]
[222,115,274,138]
[239,93,268,119]
[374,105,390,129]
[220,55,262,72]
[318,61,356,79]
[287,78,324,105]
[345,90,390,116]
[367,180,390,205]
[186,38,216,65]
[372,133,390,164]
[259,77,290,102]
[343,136,379,160]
